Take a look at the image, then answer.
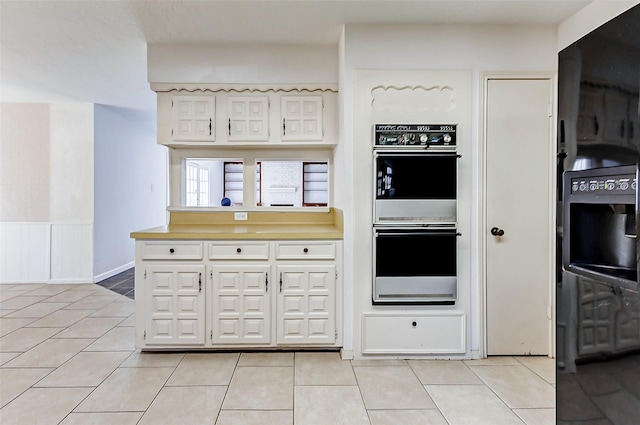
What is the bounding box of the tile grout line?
[213,352,242,424]
[514,356,556,386]
[406,360,457,424]
[134,353,182,424]
[53,350,133,425]
[350,358,374,425]
[292,352,296,425]
[466,363,547,421]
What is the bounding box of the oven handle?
[375,231,462,237]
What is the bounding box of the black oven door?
[374,152,458,224]
[373,228,458,304]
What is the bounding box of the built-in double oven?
[373,124,460,304]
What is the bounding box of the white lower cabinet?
[144,264,206,345]
[277,265,336,344]
[135,239,341,350]
[210,264,271,344]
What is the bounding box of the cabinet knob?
[491,227,505,237]
[236,248,242,253]
[303,248,309,253]
[412,321,417,327]
[169,248,175,254]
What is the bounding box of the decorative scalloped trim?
[370,85,456,112]
[151,83,338,93]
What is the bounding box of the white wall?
[0,103,51,222]
[337,24,559,358]
[0,102,166,284]
[147,44,338,84]
[93,105,167,281]
[557,0,639,51]
[0,102,94,283]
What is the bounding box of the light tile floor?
[0,283,556,425]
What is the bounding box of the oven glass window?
[375,232,457,277]
[376,155,456,199]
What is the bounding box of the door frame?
[479,72,557,358]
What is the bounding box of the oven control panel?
[375,124,456,148]
[570,174,636,195]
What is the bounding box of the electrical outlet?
[234,212,248,221]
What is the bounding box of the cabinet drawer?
[141,241,203,260]
[362,313,465,354]
[207,242,269,260]
[274,241,335,260]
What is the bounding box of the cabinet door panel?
[145,264,205,345]
[172,96,215,141]
[277,265,335,344]
[211,265,271,344]
[227,97,269,141]
[281,96,323,141]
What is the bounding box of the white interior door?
[485,77,553,355]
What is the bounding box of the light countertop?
[130,209,343,240]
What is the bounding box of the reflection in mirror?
[256,160,328,207]
[182,159,243,207]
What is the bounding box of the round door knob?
[169,248,175,254]
[236,248,242,253]
[303,248,309,253]
[490,227,505,237]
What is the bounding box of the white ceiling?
[0,0,593,112]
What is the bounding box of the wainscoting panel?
[50,223,93,283]
[0,222,94,284]
[0,222,50,283]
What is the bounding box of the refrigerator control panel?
[570,174,636,195]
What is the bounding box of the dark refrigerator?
[556,5,640,424]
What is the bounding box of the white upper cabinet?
[155,86,337,147]
[281,96,323,141]
[172,96,215,142]
[227,96,270,142]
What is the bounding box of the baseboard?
[94,261,135,283]
[49,278,95,285]
[0,279,50,285]
[340,349,355,360]
[2,278,92,285]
